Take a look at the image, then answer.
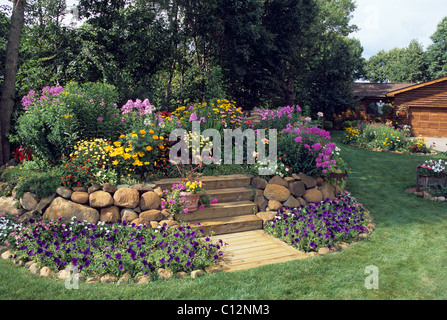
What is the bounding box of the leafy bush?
[12,82,122,163]
[2,216,225,278]
[342,122,431,154]
[264,192,368,252]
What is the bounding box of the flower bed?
[264,191,371,253]
[0,212,224,282]
[342,122,432,154]
[1,83,360,278]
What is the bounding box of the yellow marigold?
[149,130,154,134]
[120,134,125,139]
[153,135,159,140]
[146,146,152,152]
[159,145,165,150]
[112,160,119,165]
[139,130,146,135]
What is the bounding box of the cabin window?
[366,101,385,115]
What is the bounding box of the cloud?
[350,0,447,59]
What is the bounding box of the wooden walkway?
[212,230,310,272]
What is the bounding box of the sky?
[350,0,447,59]
[1,0,446,60]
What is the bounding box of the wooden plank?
[211,230,309,272]
[176,200,257,222]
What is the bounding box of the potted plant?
[417,159,447,191]
[161,180,217,215]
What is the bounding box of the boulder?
[288,181,306,197]
[283,195,301,208]
[89,191,114,208]
[117,273,132,285]
[254,194,268,212]
[140,209,163,222]
[71,191,89,204]
[264,184,290,202]
[35,193,56,214]
[157,268,174,280]
[190,269,204,279]
[319,182,336,200]
[130,218,151,227]
[299,173,317,189]
[56,186,72,199]
[102,183,117,194]
[153,187,164,198]
[20,192,39,211]
[100,206,120,223]
[268,199,282,211]
[268,175,288,188]
[251,176,268,189]
[100,274,116,283]
[303,189,323,203]
[113,187,140,208]
[40,266,53,277]
[256,211,277,222]
[130,184,154,194]
[120,208,139,222]
[0,196,21,214]
[139,191,161,211]
[44,197,99,224]
[159,220,180,228]
[87,185,101,194]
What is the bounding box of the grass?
[1,131,446,300]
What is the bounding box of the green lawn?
[1,131,446,300]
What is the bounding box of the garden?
[0,81,373,283]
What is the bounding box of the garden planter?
[180,192,200,212]
[417,175,447,191]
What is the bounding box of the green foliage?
[364,40,429,83]
[12,82,122,163]
[426,17,447,79]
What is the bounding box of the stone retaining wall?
[251,172,338,221]
[3,183,178,229]
[1,173,339,226]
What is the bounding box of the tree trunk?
[0,0,25,165]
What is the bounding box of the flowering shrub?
[13,82,122,162]
[2,216,225,278]
[254,105,304,130]
[418,159,447,177]
[12,146,33,163]
[264,192,368,252]
[172,99,244,132]
[105,129,163,179]
[342,122,430,154]
[278,123,337,177]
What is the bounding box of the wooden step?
[176,200,257,222]
[153,174,252,191]
[206,187,255,203]
[186,214,263,236]
[211,230,309,272]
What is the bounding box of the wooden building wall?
[392,80,447,108]
[391,79,447,138]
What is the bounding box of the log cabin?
[386,76,447,138]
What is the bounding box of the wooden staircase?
[153,174,263,236]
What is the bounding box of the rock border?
[0,246,222,284]
[405,186,447,202]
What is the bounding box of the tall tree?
[365,40,428,83]
[426,17,447,79]
[0,0,25,165]
[295,0,364,118]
